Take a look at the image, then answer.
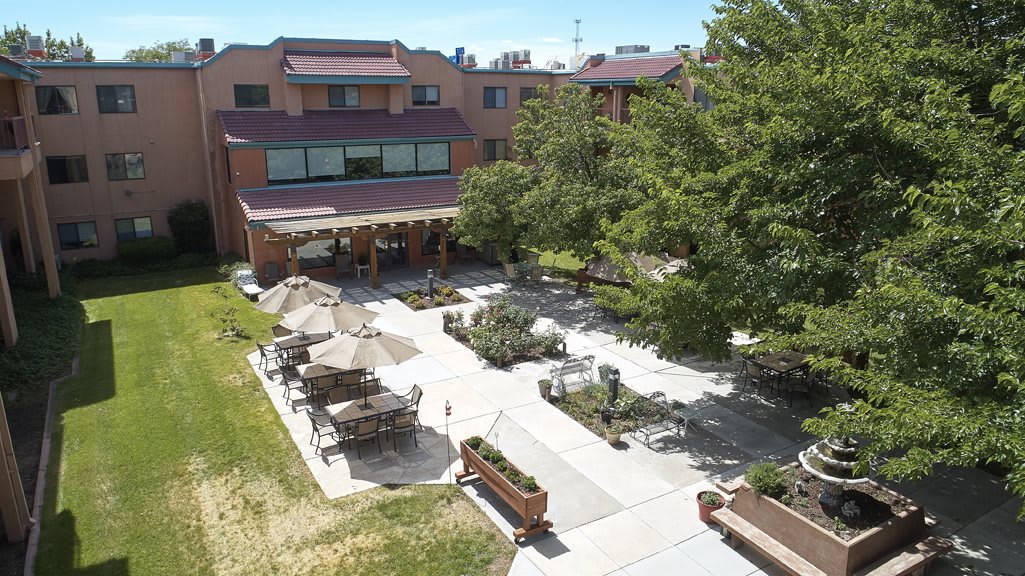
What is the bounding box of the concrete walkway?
[247,263,1024,576]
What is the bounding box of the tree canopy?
[1,23,94,61]
[123,39,192,62]
[455,0,1025,511]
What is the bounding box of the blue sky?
[9,1,718,66]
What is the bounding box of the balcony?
[0,116,35,180]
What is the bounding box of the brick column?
[28,168,60,298]
[13,178,35,274]
[0,246,16,347]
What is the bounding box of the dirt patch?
[779,468,913,540]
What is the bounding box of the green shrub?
[745,462,787,498]
[438,285,456,298]
[593,285,641,318]
[464,436,483,450]
[403,291,422,304]
[117,236,177,266]
[433,295,446,307]
[533,325,566,355]
[700,491,724,506]
[0,289,84,399]
[167,200,213,254]
[521,476,539,492]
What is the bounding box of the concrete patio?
[246,262,1025,576]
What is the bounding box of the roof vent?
[69,46,85,61]
[7,44,26,60]
[171,51,186,63]
[26,36,44,51]
[415,46,427,51]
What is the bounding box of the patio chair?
[256,342,279,374]
[305,407,339,455]
[502,262,523,285]
[783,368,813,408]
[351,417,384,459]
[324,387,351,405]
[389,412,417,450]
[281,368,306,405]
[398,384,424,430]
[363,378,382,397]
[740,360,768,394]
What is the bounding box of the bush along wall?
[116,236,177,267]
[167,200,213,254]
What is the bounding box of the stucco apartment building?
[1,37,698,345]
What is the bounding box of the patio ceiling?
[263,206,459,246]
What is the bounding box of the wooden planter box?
[455,441,553,541]
[721,466,925,576]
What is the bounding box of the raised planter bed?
[393,284,468,311]
[455,438,553,541]
[716,464,932,576]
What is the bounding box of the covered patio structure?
[263,205,459,288]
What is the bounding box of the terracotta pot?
[605,426,622,445]
[697,491,725,523]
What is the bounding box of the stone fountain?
[798,436,870,508]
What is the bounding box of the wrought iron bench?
[551,355,595,396]
[629,391,689,446]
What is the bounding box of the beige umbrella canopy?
[255,275,342,314]
[586,252,677,283]
[279,296,379,333]
[307,324,422,371]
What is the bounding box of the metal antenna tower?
[572,19,583,62]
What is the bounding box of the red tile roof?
[571,55,682,82]
[281,50,411,77]
[217,108,474,144]
[237,177,462,222]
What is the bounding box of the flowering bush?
[466,296,565,364]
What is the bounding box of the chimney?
[69,46,86,62]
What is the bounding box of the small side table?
[356,264,371,278]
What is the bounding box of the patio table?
[274,332,332,368]
[325,392,411,426]
[753,351,808,395]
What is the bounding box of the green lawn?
[37,268,514,576]
[521,248,586,283]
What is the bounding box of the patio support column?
[13,178,36,274]
[289,242,299,276]
[0,246,16,347]
[27,169,60,298]
[0,394,30,541]
[368,235,379,289]
[439,229,448,279]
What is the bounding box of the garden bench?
[551,355,595,395]
[856,536,953,576]
[629,391,689,446]
[711,507,828,576]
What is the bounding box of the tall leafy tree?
[123,39,192,62]
[451,161,535,262]
[604,0,1025,508]
[1,23,94,60]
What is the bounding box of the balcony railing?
[0,116,29,151]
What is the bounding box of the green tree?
[603,0,1025,510]
[452,161,535,262]
[123,39,192,62]
[0,23,94,60]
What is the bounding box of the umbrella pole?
[363,374,371,409]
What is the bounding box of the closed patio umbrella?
[279,296,379,333]
[307,324,422,407]
[255,275,342,314]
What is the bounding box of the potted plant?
[605,424,622,445]
[537,379,553,401]
[697,490,726,523]
[357,253,369,267]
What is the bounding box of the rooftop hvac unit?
[171,51,186,63]
[521,49,530,61]
[184,51,197,62]
[69,46,85,60]
[463,54,476,65]
[7,44,26,59]
[674,44,691,50]
[415,46,427,51]
[615,44,650,54]
[26,36,44,51]
[501,51,511,61]
[489,58,500,68]
[197,38,215,53]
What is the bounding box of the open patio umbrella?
[278,296,379,333]
[254,275,342,314]
[647,258,687,282]
[307,324,422,407]
[586,252,675,283]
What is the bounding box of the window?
[266,148,307,183]
[382,144,416,176]
[416,142,449,174]
[35,86,78,115]
[421,229,456,256]
[412,85,440,106]
[328,86,360,107]
[106,153,145,181]
[295,239,339,270]
[234,84,270,108]
[484,87,507,109]
[96,85,136,113]
[483,139,507,161]
[306,147,345,181]
[46,156,89,184]
[345,145,382,179]
[115,217,153,241]
[57,221,98,249]
[519,87,539,105]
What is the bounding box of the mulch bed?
[780,468,913,540]
[393,284,468,311]
[448,329,563,367]
[554,384,645,437]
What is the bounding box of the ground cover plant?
[448,296,564,366]
[35,267,514,576]
[464,436,539,495]
[393,283,468,311]
[555,383,645,437]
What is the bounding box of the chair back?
[363,379,381,397]
[340,371,363,386]
[502,262,516,279]
[530,266,542,282]
[305,406,331,427]
[257,342,269,358]
[325,387,350,405]
[356,418,379,437]
[745,360,762,378]
[410,384,423,407]
[392,413,415,430]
